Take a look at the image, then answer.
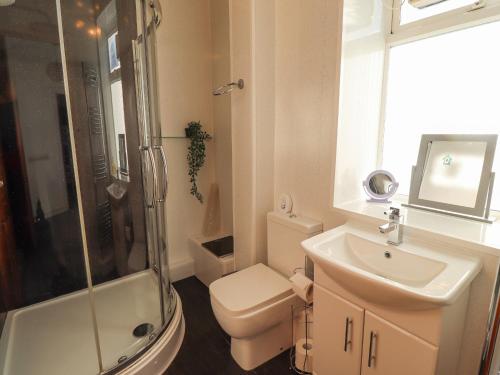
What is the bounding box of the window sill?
[334,199,500,255]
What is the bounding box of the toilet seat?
[209,263,293,317]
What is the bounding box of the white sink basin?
[302,224,482,310]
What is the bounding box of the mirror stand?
[362,170,399,203]
[403,166,496,224]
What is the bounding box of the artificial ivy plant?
[185,121,211,203]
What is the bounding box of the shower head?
[0,0,15,6]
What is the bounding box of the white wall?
[254,0,276,266]
[230,0,257,270]
[157,0,234,279]
[210,0,233,235]
[272,0,389,227]
[334,0,388,207]
[157,0,343,275]
[230,0,276,270]
[274,0,344,230]
[157,0,216,277]
[229,0,344,270]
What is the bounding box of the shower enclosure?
[0,0,181,374]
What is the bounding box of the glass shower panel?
[58,0,174,372]
[137,0,175,328]
[0,1,98,374]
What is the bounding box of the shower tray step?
[202,236,234,258]
[190,235,235,287]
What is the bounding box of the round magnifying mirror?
[362,170,399,203]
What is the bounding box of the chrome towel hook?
[212,79,244,96]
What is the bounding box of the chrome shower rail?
[212,79,245,96]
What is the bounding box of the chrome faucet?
[379,207,403,245]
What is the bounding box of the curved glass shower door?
[0,0,174,374]
[0,1,99,373]
[57,0,174,372]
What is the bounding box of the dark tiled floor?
[0,312,5,336]
[166,277,294,375]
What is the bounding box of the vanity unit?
[302,223,482,375]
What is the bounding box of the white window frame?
[377,0,500,210]
[390,0,500,44]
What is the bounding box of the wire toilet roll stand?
[289,302,313,374]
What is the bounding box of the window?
[107,31,120,73]
[381,2,500,210]
[110,80,128,177]
[399,0,479,25]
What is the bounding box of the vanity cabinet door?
[314,285,364,375]
[361,311,438,375]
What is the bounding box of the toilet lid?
[210,263,293,316]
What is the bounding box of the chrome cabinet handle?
[344,317,353,352]
[212,79,244,96]
[368,331,377,368]
[153,145,168,202]
[140,146,158,208]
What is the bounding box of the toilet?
[209,212,322,370]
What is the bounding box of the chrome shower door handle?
[140,146,158,208]
[148,146,159,206]
[153,145,168,202]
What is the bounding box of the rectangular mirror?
[407,134,497,221]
